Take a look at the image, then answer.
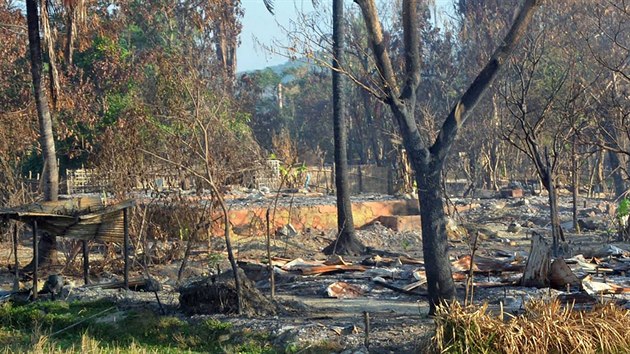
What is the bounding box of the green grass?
[0,300,276,353]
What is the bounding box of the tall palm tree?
[263,0,362,255]
[26,0,60,267]
[323,0,364,255]
[262,0,274,13]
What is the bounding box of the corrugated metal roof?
[0,197,134,242]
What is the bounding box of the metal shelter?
[0,197,134,299]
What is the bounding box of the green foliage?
[253,68,282,88]
[0,300,112,331]
[75,36,130,71]
[0,300,276,353]
[97,37,130,60]
[618,198,630,219]
[178,226,190,240]
[226,111,253,136]
[103,92,134,126]
[208,253,225,268]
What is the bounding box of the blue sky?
[237,0,455,72]
[238,0,316,72]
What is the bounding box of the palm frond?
[263,0,274,14]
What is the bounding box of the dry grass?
[433,300,630,354]
[1,333,157,354]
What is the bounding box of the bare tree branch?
[431,0,540,163]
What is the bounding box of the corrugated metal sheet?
[0,197,134,242]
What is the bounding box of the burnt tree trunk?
[609,150,627,199]
[548,175,564,255]
[600,84,627,199]
[416,167,456,306]
[488,94,501,191]
[324,0,364,256]
[26,0,59,269]
[541,150,565,257]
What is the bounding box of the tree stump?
[521,232,551,288]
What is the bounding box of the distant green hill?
[239,57,318,83]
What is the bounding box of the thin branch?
[431,0,541,163]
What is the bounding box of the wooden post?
[12,224,19,292]
[32,220,38,300]
[123,207,129,289]
[363,311,370,349]
[82,240,89,285]
[266,209,275,299]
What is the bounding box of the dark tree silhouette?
[26,0,60,268]
[323,0,365,256]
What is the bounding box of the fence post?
[123,207,129,289]
[83,240,90,285]
[32,220,38,300]
[358,165,364,193]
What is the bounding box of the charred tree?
[324,0,365,256]
[354,0,540,313]
[500,16,575,257]
[26,0,60,269]
[544,149,565,256]
[609,150,627,200]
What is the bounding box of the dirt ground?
[1,191,629,353]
